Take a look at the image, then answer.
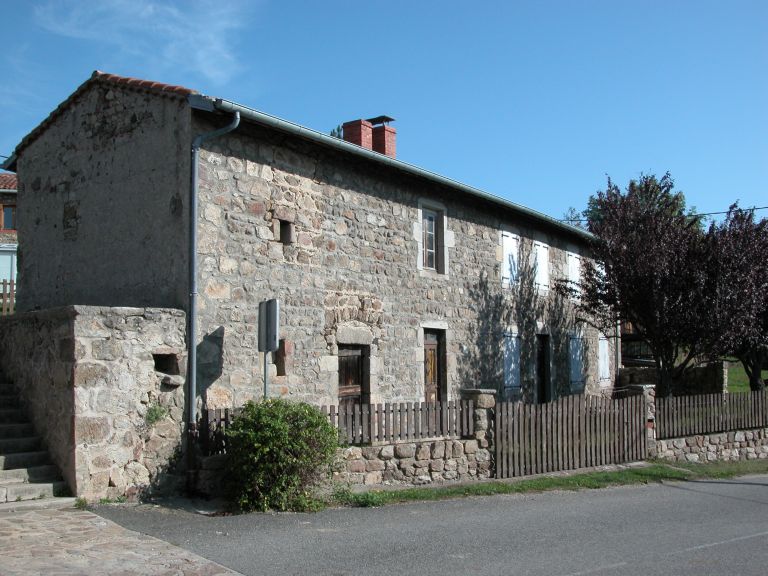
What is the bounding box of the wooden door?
[424,330,442,403]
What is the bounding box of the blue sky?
[1,0,766,222]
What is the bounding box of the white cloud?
[33,0,251,85]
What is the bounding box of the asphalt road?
[96,474,768,576]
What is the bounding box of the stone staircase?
[0,380,68,503]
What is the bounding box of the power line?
[561,205,768,224]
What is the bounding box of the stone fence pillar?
[461,389,497,450]
[629,384,657,458]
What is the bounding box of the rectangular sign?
[258,299,279,352]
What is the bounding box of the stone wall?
[0,306,187,500]
[192,117,615,409]
[656,429,768,463]
[0,308,78,489]
[195,390,496,495]
[14,81,190,312]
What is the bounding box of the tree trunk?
[746,350,765,392]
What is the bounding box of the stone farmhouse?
[0,72,619,498]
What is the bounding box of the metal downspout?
[187,111,240,474]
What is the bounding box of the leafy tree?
[583,173,701,230]
[572,173,708,395]
[330,124,343,139]
[562,207,585,229]
[702,206,768,390]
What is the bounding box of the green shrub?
[225,399,339,512]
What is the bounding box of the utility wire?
[562,205,768,224]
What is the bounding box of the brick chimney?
[342,116,396,158]
[342,119,373,150]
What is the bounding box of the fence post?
[631,384,657,458]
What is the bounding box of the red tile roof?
[0,173,16,191]
[6,71,197,168]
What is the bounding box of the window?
[1,205,15,230]
[417,202,449,274]
[338,345,370,407]
[503,332,521,393]
[598,335,611,385]
[422,209,437,270]
[569,335,586,392]
[276,219,294,245]
[567,251,580,285]
[534,242,549,289]
[501,232,519,284]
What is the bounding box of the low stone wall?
[334,439,491,486]
[196,389,496,496]
[0,306,187,500]
[0,307,78,491]
[655,428,768,463]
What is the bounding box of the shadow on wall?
[197,326,224,395]
[459,241,584,400]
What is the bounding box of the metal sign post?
[258,299,279,399]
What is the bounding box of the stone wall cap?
[461,389,497,396]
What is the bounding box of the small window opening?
[153,353,180,375]
[278,220,295,245]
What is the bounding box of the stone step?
[0,394,21,408]
[0,464,61,485]
[0,436,40,454]
[0,451,50,470]
[0,480,68,503]
[0,409,28,424]
[0,423,35,439]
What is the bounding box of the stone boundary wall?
[195,390,495,496]
[0,306,187,500]
[0,307,78,490]
[334,438,492,486]
[655,428,768,463]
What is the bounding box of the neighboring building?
[2,71,618,411]
[0,172,17,283]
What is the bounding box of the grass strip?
[331,459,768,508]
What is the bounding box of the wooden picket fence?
[495,394,646,479]
[322,400,475,445]
[198,400,475,455]
[656,391,768,440]
[1,279,14,316]
[198,407,241,456]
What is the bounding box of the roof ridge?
[5,71,197,168]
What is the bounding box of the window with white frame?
[534,241,549,289]
[567,251,580,285]
[598,334,611,385]
[503,331,521,393]
[501,231,519,284]
[417,203,447,274]
[422,209,437,270]
[569,334,586,392]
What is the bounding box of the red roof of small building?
[0,173,17,191]
[5,71,197,168]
